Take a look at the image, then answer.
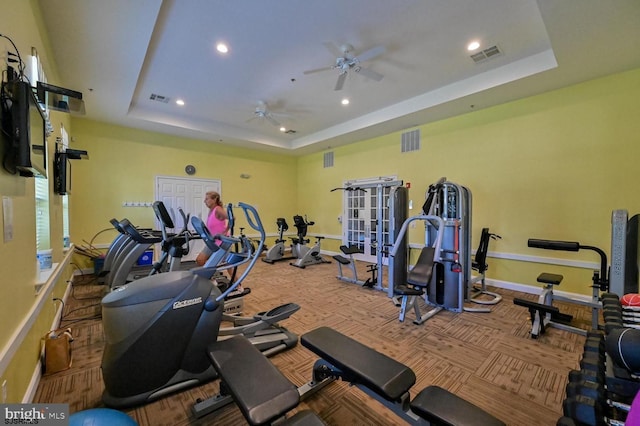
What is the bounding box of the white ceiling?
[37,0,640,156]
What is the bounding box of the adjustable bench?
[514,272,577,338]
[333,245,366,285]
[193,327,504,425]
[192,335,325,425]
[300,327,505,426]
[513,297,561,338]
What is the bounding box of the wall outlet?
[2,379,7,403]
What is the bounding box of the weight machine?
[390,178,497,324]
[333,182,408,296]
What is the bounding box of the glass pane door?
[343,184,394,264]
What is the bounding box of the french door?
[342,178,401,264]
[155,176,221,261]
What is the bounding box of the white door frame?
[155,175,222,261]
[341,176,401,264]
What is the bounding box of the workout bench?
[514,271,593,339]
[192,334,325,425]
[193,327,505,425]
[333,245,377,287]
[514,238,607,339]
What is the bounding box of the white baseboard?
[22,275,74,403]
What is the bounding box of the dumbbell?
[565,380,605,402]
[580,353,606,374]
[555,416,577,426]
[562,395,603,426]
[600,293,621,304]
[583,336,605,356]
[564,381,632,424]
[603,308,623,324]
[604,321,625,335]
[568,369,605,386]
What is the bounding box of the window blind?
[35,177,50,250]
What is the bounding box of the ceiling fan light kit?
[246,101,282,128]
[303,42,386,91]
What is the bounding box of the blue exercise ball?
[606,327,640,374]
[69,408,137,426]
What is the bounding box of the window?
[35,177,50,250]
[60,124,70,247]
[62,194,69,247]
[29,46,51,250]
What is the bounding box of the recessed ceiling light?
[467,41,480,51]
[216,43,229,54]
[280,127,286,132]
[176,99,185,106]
[341,98,350,105]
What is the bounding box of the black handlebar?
[528,237,609,291]
[528,239,580,252]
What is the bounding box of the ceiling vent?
[401,129,420,153]
[324,151,334,168]
[149,93,170,103]
[470,45,503,64]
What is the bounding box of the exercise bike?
[262,217,294,264]
[289,215,331,268]
[100,203,299,409]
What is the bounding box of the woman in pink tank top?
[196,191,229,266]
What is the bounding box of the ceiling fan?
[246,101,282,128]
[303,42,385,91]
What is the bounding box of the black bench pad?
[340,245,363,255]
[513,298,560,315]
[281,410,327,426]
[332,255,351,265]
[301,327,416,402]
[411,386,505,426]
[537,272,563,285]
[207,335,299,425]
[393,285,425,296]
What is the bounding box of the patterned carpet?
[33,257,590,425]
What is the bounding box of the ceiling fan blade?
[265,115,281,127]
[334,72,347,91]
[322,41,344,58]
[303,66,334,75]
[355,45,385,63]
[356,67,384,82]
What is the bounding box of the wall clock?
[185,165,196,175]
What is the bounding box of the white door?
[156,176,221,261]
[342,178,400,264]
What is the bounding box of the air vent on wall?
[470,45,503,64]
[401,129,420,153]
[150,93,171,103]
[324,151,334,168]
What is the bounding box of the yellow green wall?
[0,0,75,403]
[2,0,640,405]
[68,119,299,249]
[297,68,640,293]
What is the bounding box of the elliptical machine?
[289,215,331,268]
[147,201,194,275]
[262,218,294,264]
[100,203,299,408]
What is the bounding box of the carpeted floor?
[34,256,591,425]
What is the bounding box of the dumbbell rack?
[558,294,640,425]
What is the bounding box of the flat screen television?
[54,149,87,195]
[1,80,47,178]
[54,152,70,194]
